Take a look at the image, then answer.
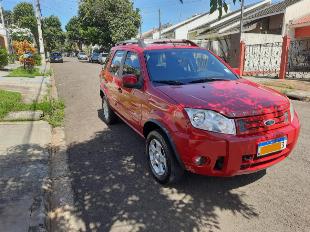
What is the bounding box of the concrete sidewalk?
[0,121,51,232]
[0,76,51,103]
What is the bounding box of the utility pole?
[35,0,46,63]
[158,9,161,39]
[139,21,142,39]
[0,0,10,51]
[239,0,245,42]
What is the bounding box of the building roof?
[193,0,271,36]
[189,0,271,34]
[161,12,209,35]
[245,0,302,21]
[190,10,240,32]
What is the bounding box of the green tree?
[42,15,65,52]
[76,0,140,49]
[12,2,38,45]
[179,0,241,18]
[65,16,84,50]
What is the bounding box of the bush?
[33,53,42,66]
[0,48,9,68]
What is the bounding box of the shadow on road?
[63,111,264,232]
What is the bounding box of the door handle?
[118,87,122,93]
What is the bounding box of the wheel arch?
[143,119,185,169]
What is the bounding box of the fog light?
[194,156,210,166]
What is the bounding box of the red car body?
[99,41,300,178]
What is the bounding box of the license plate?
[257,137,287,157]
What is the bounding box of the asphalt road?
[53,57,310,232]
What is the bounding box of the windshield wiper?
[188,77,229,84]
[153,80,185,85]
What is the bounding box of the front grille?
[235,108,290,135]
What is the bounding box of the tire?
[101,96,117,124]
[146,130,184,185]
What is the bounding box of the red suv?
[99,39,300,184]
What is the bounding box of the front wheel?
[146,130,184,184]
[101,96,117,124]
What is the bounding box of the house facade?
[0,25,9,49]
[150,10,222,40]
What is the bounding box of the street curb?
[47,66,86,231]
[286,92,310,102]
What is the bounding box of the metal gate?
[287,39,310,79]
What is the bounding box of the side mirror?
[232,68,241,76]
[122,74,141,89]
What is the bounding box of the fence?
[243,42,282,77]
[287,39,310,79]
[239,36,310,79]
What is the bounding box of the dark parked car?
[89,52,100,63]
[50,52,63,63]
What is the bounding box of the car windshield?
[144,49,238,85]
[79,52,86,55]
[52,52,61,56]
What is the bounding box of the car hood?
[156,79,289,117]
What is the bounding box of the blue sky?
[2,0,281,32]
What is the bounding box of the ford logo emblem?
[264,119,275,126]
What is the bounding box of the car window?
[109,50,125,76]
[144,49,237,83]
[122,52,141,77]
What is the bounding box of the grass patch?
[0,89,64,127]
[262,81,294,90]
[7,67,42,78]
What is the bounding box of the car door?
[120,50,144,130]
[105,50,126,114]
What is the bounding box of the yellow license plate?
[257,137,287,157]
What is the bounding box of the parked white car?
[77,52,88,60]
[98,52,109,64]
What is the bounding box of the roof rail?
[148,39,199,47]
[115,39,146,47]
[115,39,199,48]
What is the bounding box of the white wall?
[284,0,310,37]
[243,33,283,45]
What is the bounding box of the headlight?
[290,101,295,122]
[185,108,236,135]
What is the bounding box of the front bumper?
[172,112,300,177]
[51,59,63,63]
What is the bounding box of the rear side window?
[123,52,141,77]
[109,50,125,76]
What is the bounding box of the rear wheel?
[146,130,184,184]
[101,96,117,124]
